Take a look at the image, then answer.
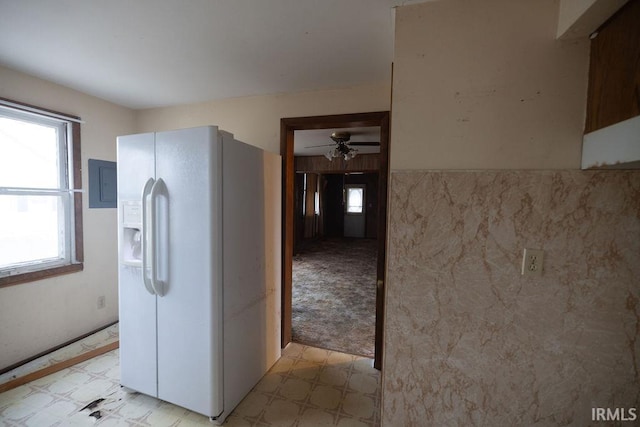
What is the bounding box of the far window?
[0,99,83,287]
[345,186,364,214]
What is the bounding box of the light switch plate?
[522,248,544,276]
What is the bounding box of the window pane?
[347,188,363,213]
[0,117,60,188]
[0,194,64,268]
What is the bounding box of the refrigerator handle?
[149,178,165,296]
[141,178,156,295]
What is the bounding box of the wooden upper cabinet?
[585,0,640,133]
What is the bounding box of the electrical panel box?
[89,159,117,208]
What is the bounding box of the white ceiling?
[294,126,380,156]
[0,0,424,110]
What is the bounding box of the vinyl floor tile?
[0,333,380,426]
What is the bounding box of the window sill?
[0,263,84,288]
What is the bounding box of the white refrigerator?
[117,126,281,424]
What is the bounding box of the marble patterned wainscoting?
[382,170,640,426]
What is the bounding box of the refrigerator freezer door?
[117,132,158,397]
[154,127,223,418]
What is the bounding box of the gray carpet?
[292,238,377,358]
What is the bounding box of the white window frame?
[0,98,83,287]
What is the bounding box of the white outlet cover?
[522,248,544,276]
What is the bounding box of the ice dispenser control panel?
[121,201,142,266]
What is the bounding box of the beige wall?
[391,0,589,170]
[0,66,136,369]
[384,0,640,425]
[135,82,391,153]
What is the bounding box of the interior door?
[343,184,366,238]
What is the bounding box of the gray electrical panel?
[89,159,117,208]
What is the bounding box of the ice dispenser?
[121,201,142,266]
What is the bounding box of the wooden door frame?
[280,111,390,370]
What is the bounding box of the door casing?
[280,111,390,369]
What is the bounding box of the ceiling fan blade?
[305,143,335,148]
[348,141,380,146]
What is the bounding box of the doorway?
[280,111,390,369]
[292,172,378,357]
[344,183,366,238]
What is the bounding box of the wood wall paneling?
[295,154,380,173]
[585,0,640,133]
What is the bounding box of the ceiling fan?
[307,131,380,161]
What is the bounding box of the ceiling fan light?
[321,132,361,161]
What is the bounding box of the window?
[345,186,364,214]
[0,98,83,287]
